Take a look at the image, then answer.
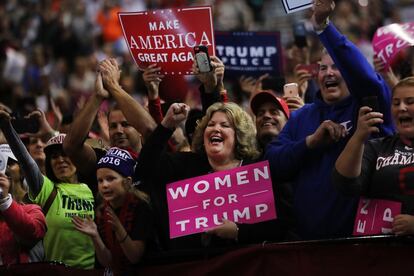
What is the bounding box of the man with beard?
[265,0,395,240]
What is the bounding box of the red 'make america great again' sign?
[118,6,215,75]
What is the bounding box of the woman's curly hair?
[192,102,261,160]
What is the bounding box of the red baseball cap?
[250,90,290,119]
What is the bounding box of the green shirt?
[30,176,95,269]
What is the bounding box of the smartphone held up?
[283,83,299,98]
[194,45,212,73]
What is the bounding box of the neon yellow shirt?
[30,176,95,269]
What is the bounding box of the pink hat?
[250,90,290,119]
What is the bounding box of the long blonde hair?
[192,102,260,160]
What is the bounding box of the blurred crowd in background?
[0,0,413,136]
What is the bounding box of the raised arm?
[0,111,43,196]
[63,73,109,174]
[373,55,399,89]
[333,106,384,195]
[312,0,393,136]
[143,64,164,124]
[313,1,384,96]
[100,58,157,140]
[137,103,189,182]
[192,56,225,112]
[25,109,57,142]
[335,107,383,176]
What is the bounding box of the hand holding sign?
[392,214,414,236]
[143,64,164,100]
[167,161,276,238]
[311,0,335,30]
[161,103,189,130]
[372,22,414,70]
[281,0,313,14]
[372,56,399,88]
[353,198,402,236]
[206,219,238,240]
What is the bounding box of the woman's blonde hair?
[95,177,149,218]
[124,179,150,204]
[392,76,414,94]
[192,102,260,160]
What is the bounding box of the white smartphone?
[194,45,212,73]
[283,83,299,97]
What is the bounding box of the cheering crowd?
[1,0,414,274]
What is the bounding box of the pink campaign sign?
[353,197,401,236]
[372,22,414,69]
[166,161,277,238]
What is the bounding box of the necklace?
[209,159,244,173]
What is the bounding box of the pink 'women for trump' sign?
[353,197,401,236]
[372,22,414,69]
[166,161,277,238]
[119,6,215,75]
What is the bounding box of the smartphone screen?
[194,45,212,73]
[283,83,299,97]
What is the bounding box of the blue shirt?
[265,23,395,240]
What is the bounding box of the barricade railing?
[1,235,413,276]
